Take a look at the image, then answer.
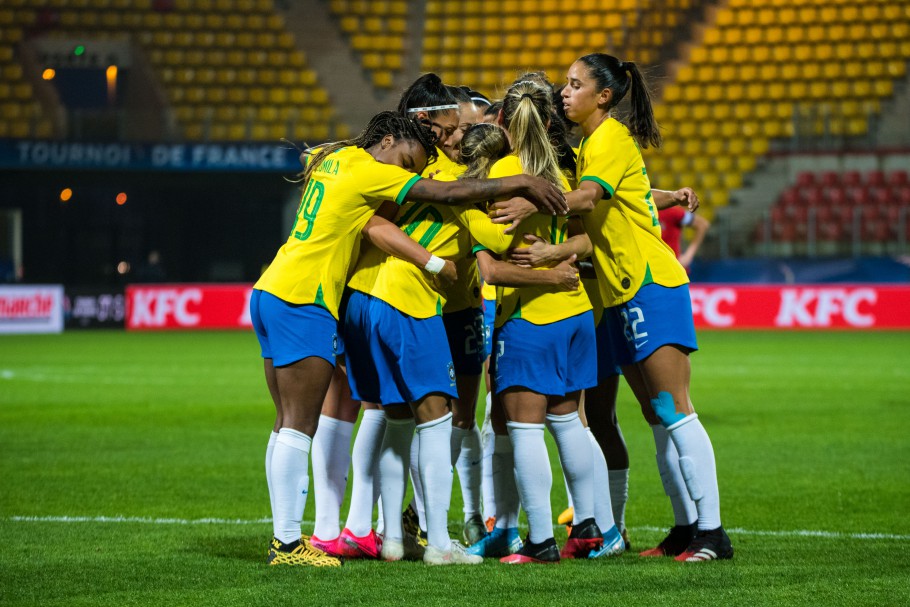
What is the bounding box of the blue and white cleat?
[588,525,625,559]
[466,526,523,558]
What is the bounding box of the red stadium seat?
[842,170,862,187]
[820,171,839,187]
[804,187,824,206]
[867,170,886,187]
[818,220,844,242]
[774,222,798,242]
[780,189,800,206]
[796,171,817,188]
[888,170,909,187]
[828,187,847,206]
[846,186,869,205]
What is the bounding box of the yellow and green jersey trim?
[579,175,615,199]
[395,175,422,205]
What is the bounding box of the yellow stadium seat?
[873,80,893,98]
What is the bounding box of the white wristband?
[424,255,445,275]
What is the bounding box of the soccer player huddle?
[250,53,733,567]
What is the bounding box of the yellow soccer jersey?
[442,160,479,313]
[349,199,462,318]
[484,155,591,328]
[577,117,687,307]
[481,281,496,301]
[254,146,422,318]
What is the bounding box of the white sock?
[265,431,278,520]
[453,425,483,519]
[378,417,414,542]
[608,468,630,533]
[668,414,722,531]
[491,434,519,529]
[417,412,454,550]
[547,412,595,525]
[651,424,697,527]
[408,432,427,532]
[585,427,617,532]
[376,496,385,536]
[507,421,552,544]
[271,428,312,544]
[311,415,353,541]
[346,409,385,536]
[481,406,496,521]
[564,472,574,511]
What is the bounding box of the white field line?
[6,516,910,541]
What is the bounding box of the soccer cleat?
[424,539,484,565]
[380,533,425,562]
[587,525,625,559]
[462,513,488,546]
[675,527,734,562]
[309,534,344,557]
[557,506,574,535]
[556,507,574,525]
[402,502,421,538]
[639,523,697,557]
[267,536,343,567]
[485,516,496,533]
[559,517,603,559]
[416,529,429,548]
[336,527,382,559]
[466,526,523,558]
[500,536,560,564]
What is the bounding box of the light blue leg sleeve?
[650,391,686,428]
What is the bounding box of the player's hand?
[489,197,537,233]
[673,187,699,212]
[550,254,579,291]
[509,234,557,268]
[426,169,442,180]
[521,175,569,215]
[432,259,458,292]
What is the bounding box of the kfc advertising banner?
[690,285,910,329]
[124,284,910,331]
[0,285,65,334]
[126,284,252,330]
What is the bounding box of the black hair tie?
[520,93,533,100]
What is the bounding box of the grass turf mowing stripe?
[8,516,910,541]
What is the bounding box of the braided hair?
[299,111,438,188]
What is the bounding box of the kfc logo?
[775,288,877,328]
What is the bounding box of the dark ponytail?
[578,53,661,149]
[397,73,459,120]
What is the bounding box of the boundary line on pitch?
[6,515,910,541]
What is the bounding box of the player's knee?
[650,391,686,428]
[678,456,704,501]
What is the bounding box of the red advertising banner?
[125,284,910,331]
[690,285,910,329]
[0,285,64,334]
[126,284,252,330]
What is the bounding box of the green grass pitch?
[1,330,909,606]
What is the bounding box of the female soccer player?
[554,53,732,562]
[254,110,567,567]
[467,79,605,565]
[440,85,494,546]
